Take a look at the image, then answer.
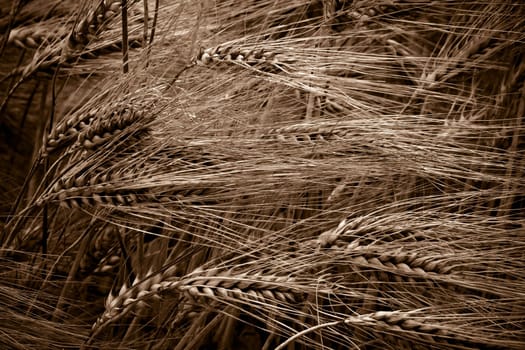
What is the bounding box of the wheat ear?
[76,103,153,152]
[78,224,120,275]
[301,216,425,250]
[193,44,295,72]
[91,266,303,337]
[63,0,122,55]
[6,22,65,50]
[3,1,124,89]
[5,0,138,85]
[35,167,154,208]
[277,309,510,350]
[42,109,97,157]
[345,245,456,276]
[43,88,159,157]
[261,121,355,145]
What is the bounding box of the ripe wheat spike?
[192,44,297,73]
[42,83,163,157]
[65,0,122,50]
[277,308,524,350]
[6,20,67,50]
[0,1,524,349]
[91,266,305,338]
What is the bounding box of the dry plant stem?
[143,0,159,65]
[173,311,222,350]
[213,306,239,350]
[149,0,160,45]
[3,142,93,246]
[121,0,129,73]
[137,231,144,280]
[275,320,341,350]
[354,275,381,346]
[3,82,42,227]
[117,228,135,288]
[25,215,98,316]
[120,311,142,345]
[51,221,97,321]
[262,332,277,350]
[41,76,53,255]
[142,0,148,48]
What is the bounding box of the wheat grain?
[301,215,426,250]
[261,121,351,145]
[78,224,120,275]
[5,0,144,82]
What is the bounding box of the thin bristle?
[0,1,524,349]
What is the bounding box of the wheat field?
[0,1,524,349]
